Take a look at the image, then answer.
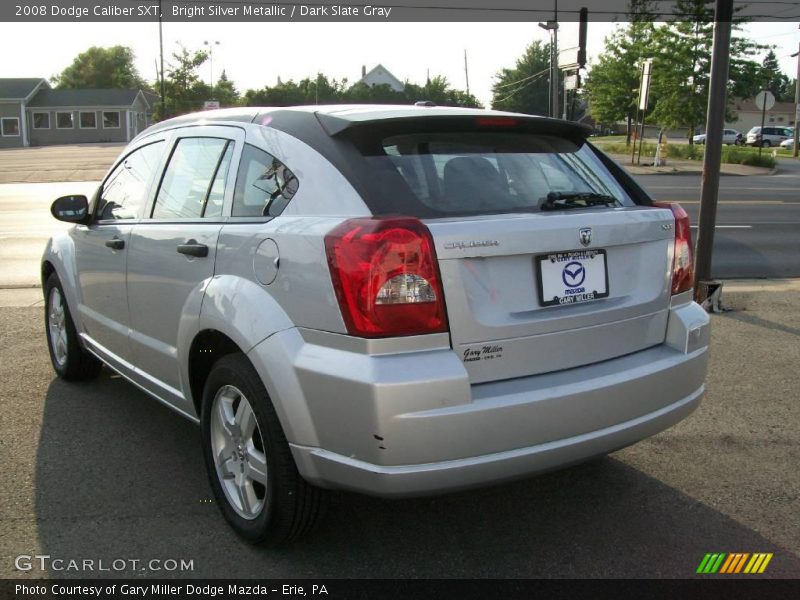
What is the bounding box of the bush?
[594,139,776,168]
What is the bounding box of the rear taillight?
[324,218,448,338]
[654,202,694,295]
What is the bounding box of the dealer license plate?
[537,250,609,307]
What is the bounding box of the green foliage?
[594,140,777,167]
[213,70,240,107]
[52,46,145,89]
[242,73,480,108]
[158,46,211,118]
[648,0,765,139]
[760,50,792,101]
[587,0,771,141]
[490,40,552,115]
[584,1,657,142]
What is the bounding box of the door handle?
[105,237,125,250]
[177,240,209,258]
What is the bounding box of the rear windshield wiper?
[541,191,619,211]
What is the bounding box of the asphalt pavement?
[631,158,800,279]
[1,282,798,578]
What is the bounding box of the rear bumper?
[249,299,710,498]
[291,381,703,497]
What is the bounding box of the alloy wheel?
[48,287,68,367]
[210,385,268,520]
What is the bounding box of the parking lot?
[1,283,799,578]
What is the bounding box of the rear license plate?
[536,250,609,307]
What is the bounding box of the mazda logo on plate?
[579,227,592,247]
[562,261,586,288]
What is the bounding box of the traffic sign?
[755,90,775,111]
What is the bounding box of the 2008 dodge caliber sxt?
[42,105,709,545]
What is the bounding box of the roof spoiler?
[314,111,593,140]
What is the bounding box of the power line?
[495,71,550,104]
[494,68,551,90]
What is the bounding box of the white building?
[356,64,405,92]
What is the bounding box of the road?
[633,158,800,278]
[1,283,798,578]
[0,157,797,287]
[0,182,97,287]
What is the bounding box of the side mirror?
[51,195,89,224]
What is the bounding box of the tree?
[242,72,480,108]
[491,40,552,115]
[648,0,764,141]
[404,75,482,107]
[52,46,145,89]
[161,46,210,117]
[759,50,791,100]
[213,70,240,107]
[584,1,657,144]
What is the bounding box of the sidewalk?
[0,144,122,184]
[608,154,774,176]
[4,278,796,308]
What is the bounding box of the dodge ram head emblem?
[579,227,592,247]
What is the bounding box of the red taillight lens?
[324,218,448,338]
[654,202,694,295]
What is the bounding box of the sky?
[0,20,798,107]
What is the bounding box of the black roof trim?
[314,111,592,140]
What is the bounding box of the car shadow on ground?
[35,371,800,579]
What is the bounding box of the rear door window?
[232,144,299,217]
[152,137,234,219]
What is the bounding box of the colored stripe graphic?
[697,553,726,574]
[744,553,774,574]
[698,552,774,574]
[720,553,750,573]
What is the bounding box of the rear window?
[364,132,634,216]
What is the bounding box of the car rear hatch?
[314,109,676,383]
[427,209,674,383]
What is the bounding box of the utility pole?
[694,0,733,305]
[158,0,165,119]
[204,40,220,96]
[537,0,559,118]
[792,39,799,159]
[552,0,558,119]
[464,49,470,97]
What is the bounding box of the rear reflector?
[654,202,694,295]
[325,218,448,338]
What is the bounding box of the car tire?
[762,140,771,148]
[44,272,102,381]
[200,353,326,545]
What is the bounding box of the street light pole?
[694,0,733,305]
[537,3,559,119]
[792,40,799,159]
[203,40,220,96]
[158,0,165,119]
[552,0,559,120]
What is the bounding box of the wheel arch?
[179,275,296,421]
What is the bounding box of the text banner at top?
[4,1,800,22]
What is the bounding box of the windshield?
[366,132,634,216]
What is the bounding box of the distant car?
[692,129,741,145]
[42,105,710,545]
[746,126,793,147]
[779,138,795,149]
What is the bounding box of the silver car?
[692,128,741,145]
[42,105,710,545]
[746,126,793,147]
